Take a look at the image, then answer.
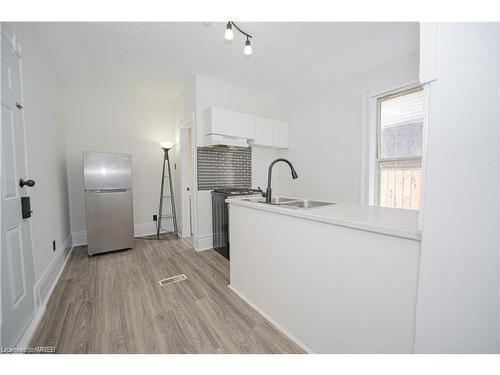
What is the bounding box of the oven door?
[212,192,229,259]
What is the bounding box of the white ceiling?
[15,22,419,101]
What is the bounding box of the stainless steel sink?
[248,196,335,209]
[254,196,297,205]
[280,199,335,209]
[269,197,297,204]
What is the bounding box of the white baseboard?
[71,221,174,246]
[194,233,213,251]
[134,221,173,237]
[17,233,74,348]
[71,230,87,246]
[15,304,47,349]
[33,233,73,312]
[228,284,313,354]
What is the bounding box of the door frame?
[0,23,37,348]
[179,125,193,237]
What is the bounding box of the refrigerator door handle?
[89,189,129,194]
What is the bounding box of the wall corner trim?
[71,230,88,247]
[419,23,439,84]
[194,233,213,252]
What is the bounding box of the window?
[376,87,424,210]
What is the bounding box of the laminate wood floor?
[29,237,304,354]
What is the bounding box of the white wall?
[279,55,419,203]
[192,75,291,250]
[6,23,72,309]
[415,23,500,353]
[64,86,175,240]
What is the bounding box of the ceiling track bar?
[230,22,253,39]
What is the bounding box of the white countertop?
[227,197,421,240]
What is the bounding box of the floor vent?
[159,274,187,286]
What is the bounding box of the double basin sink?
[255,196,335,209]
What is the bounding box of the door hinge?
[16,102,23,110]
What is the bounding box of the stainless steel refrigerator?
[83,151,134,255]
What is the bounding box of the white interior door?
[1,28,36,347]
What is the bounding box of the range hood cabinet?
[203,134,249,148]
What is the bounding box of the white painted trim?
[134,223,153,238]
[419,23,439,84]
[179,126,194,238]
[418,84,432,231]
[71,221,175,246]
[498,24,500,351]
[134,221,173,238]
[193,233,213,252]
[71,230,87,247]
[0,21,4,341]
[33,233,73,312]
[370,79,421,99]
[359,85,371,205]
[228,285,313,354]
[366,87,379,205]
[18,233,73,348]
[15,304,46,348]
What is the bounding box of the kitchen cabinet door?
[254,116,274,147]
[272,120,290,149]
[204,107,255,139]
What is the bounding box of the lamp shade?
[159,141,174,149]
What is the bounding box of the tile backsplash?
[197,147,251,190]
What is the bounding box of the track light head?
[225,22,234,41]
[244,37,252,56]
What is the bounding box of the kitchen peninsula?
[227,197,421,353]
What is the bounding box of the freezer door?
[84,152,132,190]
[84,189,134,255]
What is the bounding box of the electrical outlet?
[153,214,157,221]
[52,240,56,251]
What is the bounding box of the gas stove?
[212,188,262,196]
[212,187,262,260]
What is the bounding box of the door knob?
[19,179,36,188]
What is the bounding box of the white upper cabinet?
[251,116,290,149]
[204,106,290,149]
[253,116,274,147]
[204,107,255,139]
[271,120,290,149]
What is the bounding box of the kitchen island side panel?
[229,204,421,353]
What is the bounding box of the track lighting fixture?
[224,22,253,56]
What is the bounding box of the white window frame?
[361,81,428,209]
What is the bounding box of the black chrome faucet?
[263,158,298,203]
